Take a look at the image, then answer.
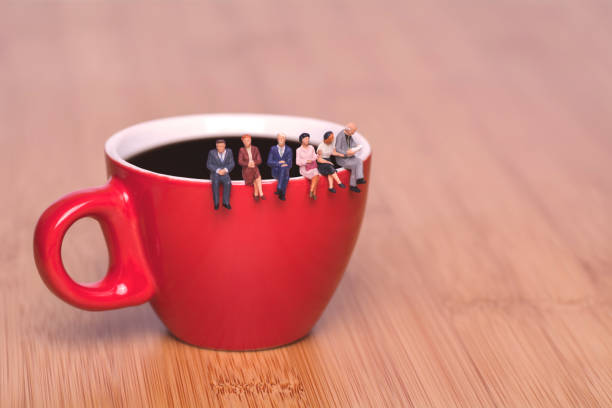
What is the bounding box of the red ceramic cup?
[33,114,372,350]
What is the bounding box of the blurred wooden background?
[1,0,612,406]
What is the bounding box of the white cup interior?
[105,113,371,183]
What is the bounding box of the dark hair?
[299,133,310,143]
[323,131,333,140]
[216,139,226,144]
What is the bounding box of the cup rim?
[105,113,371,185]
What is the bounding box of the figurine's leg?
[338,158,354,186]
[349,166,357,187]
[312,174,320,193]
[354,158,364,181]
[221,175,231,205]
[252,178,259,197]
[280,170,289,200]
[343,157,363,186]
[332,172,342,185]
[327,175,334,188]
[211,175,220,207]
[280,168,290,193]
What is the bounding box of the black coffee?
[127,136,310,180]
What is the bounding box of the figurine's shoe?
[329,188,337,193]
[279,193,286,201]
[338,183,346,188]
[260,195,266,200]
[357,178,367,185]
[223,203,232,210]
[254,195,259,201]
[274,190,280,195]
[214,203,220,210]
[350,186,361,193]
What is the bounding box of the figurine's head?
[215,139,226,153]
[277,132,287,147]
[344,122,357,136]
[299,133,310,146]
[323,131,334,144]
[241,134,251,147]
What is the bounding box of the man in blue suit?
[206,139,235,210]
[267,132,292,201]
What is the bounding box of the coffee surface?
[126,136,333,180]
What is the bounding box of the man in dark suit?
[206,139,235,210]
[267,132,293,201]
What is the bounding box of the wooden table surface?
[2,1,612,406]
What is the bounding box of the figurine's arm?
[295,149,306,166]
[206,151,218,173]
[237,148,248,167]
[316,149,324,163]
[267,150,278,168]
[226,149,235,172]
[335,134,347,155]
[254,147,262,166]
[317,149,332,164]
[331,147,344,157]
[286,148,293,168]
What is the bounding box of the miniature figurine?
[238,134,264,201]
[296,133,320,200]
[335,122,366,192]
[317,131,347,193]
[267,132,293,201]
[206,139,235,210]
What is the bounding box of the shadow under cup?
[34,114,372,350]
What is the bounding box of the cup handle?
[33,177,156,310]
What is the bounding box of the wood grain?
[1,0,611,406]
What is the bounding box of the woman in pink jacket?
[295,133,320,200]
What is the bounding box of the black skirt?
[317,161,336,176]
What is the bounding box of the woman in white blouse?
[317,131,346,193]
